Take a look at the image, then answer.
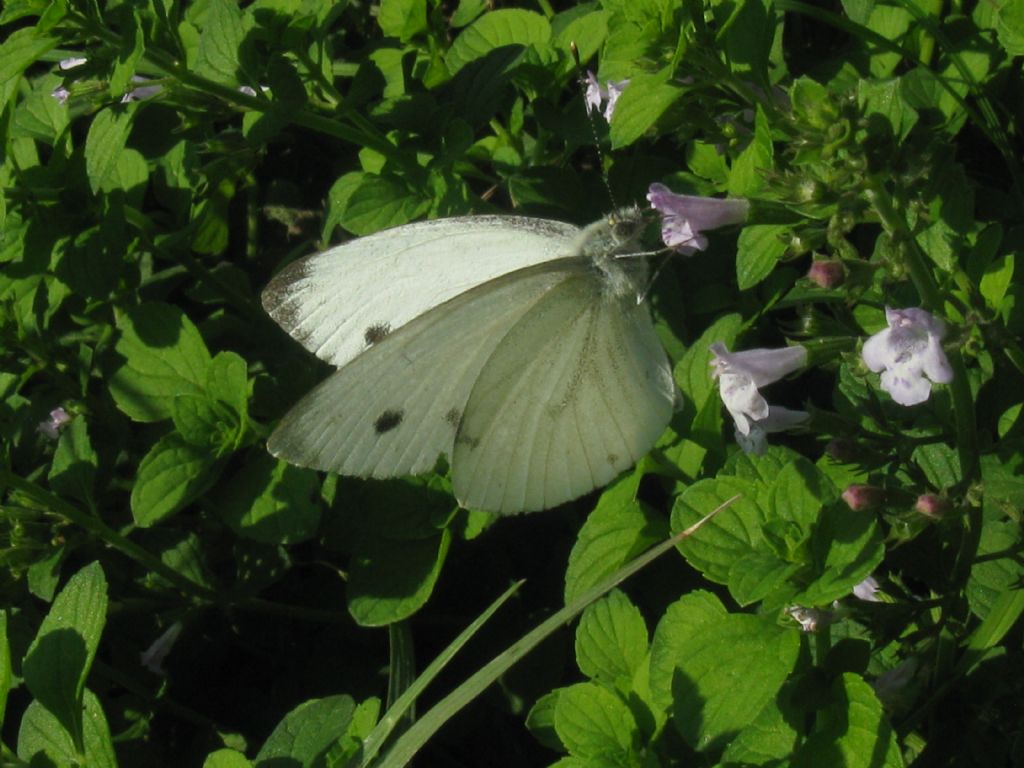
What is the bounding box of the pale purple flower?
[37,407,72,440]
[853,575,881,602]
[647,184,750,254]
[584,71,629,121]
[861,307,953,406]
[51,86,71,105]
[140,621,183,675]
[710,343,807,437]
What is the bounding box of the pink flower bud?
[842,484,885,511]
[914,494,950,519]
[807,260,845,289]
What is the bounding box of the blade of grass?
[353,580,525,767]
[373,498,736,768]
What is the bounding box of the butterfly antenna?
[571,42,619,212]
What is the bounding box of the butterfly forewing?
[266,258,593,481]
[262,217,580,369]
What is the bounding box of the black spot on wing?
[444,408,461,429]
[607,453,620,466]
[374,409,404,434]
[364,322,392,346]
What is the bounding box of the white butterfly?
[263,208,678,515]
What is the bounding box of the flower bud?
[914,494,950,519]
[842,484,885,511]
[807,259,845,289]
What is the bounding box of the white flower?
[853,575,881,602]
[59,57,88,70]
[710,343,808,436]
[786,605,831,632]
[140,621,184,675]
[861,307,953,406]
[584,71,629,121]
[37,407,72,440]
[647,184,749,255]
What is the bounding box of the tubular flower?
[861,308,953,406]
[647,184,749,254]
[710,343,808,436]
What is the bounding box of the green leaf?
[553,682,638,760]
[722,0,773,81]
[172,350,249,451]
[445,9,551,74]
[997,0,1024,55]
[109,303,213,423]
[323,172,430,237]
[255,695,355,766]
[796,503,884,607]
[48,416,98,505]
[648,591,729,713]
[912,443,962,490]
[980,252,1015,311]
[793,674,904,767]
[131,432,218,526]
[564,473,667,603]
[17,690,117,768]
[858,78,918,141]
[670,613,799,752]
[22,563,108,751]
[194,0,247,84]
[673,313,742,412]
[203,749,253,768]
[378,0,427,41]
[735,224,787,290]
[609,71,683,148]
[721,682,801,763]
[219,455,321,545]
[866,5,912,77]
[967,519,1023,620]
[0,28,58,107]
[728,106,773,197]
[672,476,767,585]
[84,108,134,195]
[348,529,451,626]
[575,589,649,686]
[109,9,145,97]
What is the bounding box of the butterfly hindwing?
[266,259,592,480]
[262,217,580,369]
[452,267,677,514]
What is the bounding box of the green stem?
[0,471,216,602]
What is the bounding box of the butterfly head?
[606,206,647,248]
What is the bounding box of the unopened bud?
[807,259,845,289]
[914,494,950,519]
[842,484,885,511]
